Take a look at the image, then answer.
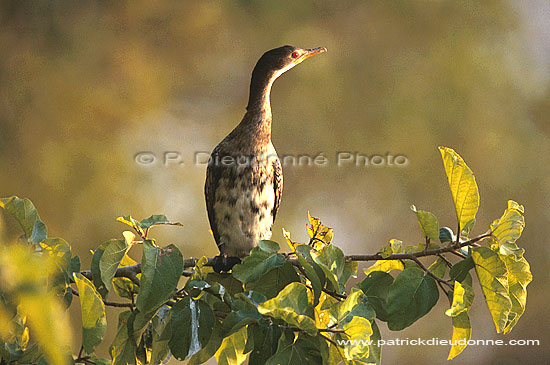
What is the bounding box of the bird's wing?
[272,156,283,222]
[205,147,222,251]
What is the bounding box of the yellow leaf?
[439,147,479,233]
[448,311,471,360]
[472,247,511,333]
[501,255,532,333]
[364,260,404,275]
[489,200,525,259]
[214,326,248,365]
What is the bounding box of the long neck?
[246,67,277,115]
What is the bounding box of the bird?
[205,45,327,272]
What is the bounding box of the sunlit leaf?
[445,281,474,317]
[439,147,479,233]
[410,205,440,241]
[0,196,47,244]
[73,273,107,354]
[0,244,72,365]
[258,282,317,335]
[116,215,144,237]
[472,247,512,333]
[379,239,402,258]
[307,212,333,249]
[489,200,525,259]
[335,316,373,360]
[501,255,532,333]
[215,326,249,365]
[448,310,471,360]
[329,288,375,326]
[364,260,404,276]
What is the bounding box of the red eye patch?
[292,51,300,58]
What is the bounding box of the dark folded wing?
[205,147,222,250]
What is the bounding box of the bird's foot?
[212,255,242,273]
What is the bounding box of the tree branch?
[71,287,134,308]
[78,233,492,287]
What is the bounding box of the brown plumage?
[205,45,326,271]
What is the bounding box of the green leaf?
[99,232,133,292]
[257,240,280,253]
[410,205,440,241]
[258,282,317,335]
[244,262,301,299]
[91,241,110,299]
[112,254,140,300]
[364,320,382,365]
[136,241,183,315]
[40,238,71,271]
[246,322,282,365]
[489,200,525,259]
[140,214,183,229]
[232,247,286,284]
[439,147,479,232]
[109,311,137,365]
[445,281,474,317]
[428,257,448,278]
[0,196,47,244]
[187,321,224,365]
[439,227,455,243]
[357,271,394,320]
[215,326,249,365]
[449,256,474,282]
[266,331,323,365]
[117,215,145,238]
[471,247,512,333]
[150,306,171,364]
[296,252,323,306]
[311,244,352,292]
[73,273,107,354]
[385,268,439,330]
[168,297,216,361]
[334,316,373,361]
[501,255,532,333]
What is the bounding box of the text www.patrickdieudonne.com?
[336,337,540,347]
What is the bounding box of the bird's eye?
[292,51,300,58]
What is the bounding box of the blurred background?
[0,0,548,363]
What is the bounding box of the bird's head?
[253,45,327,81]
[247,45,326,110]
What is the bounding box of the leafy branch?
[0,147,532,364]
